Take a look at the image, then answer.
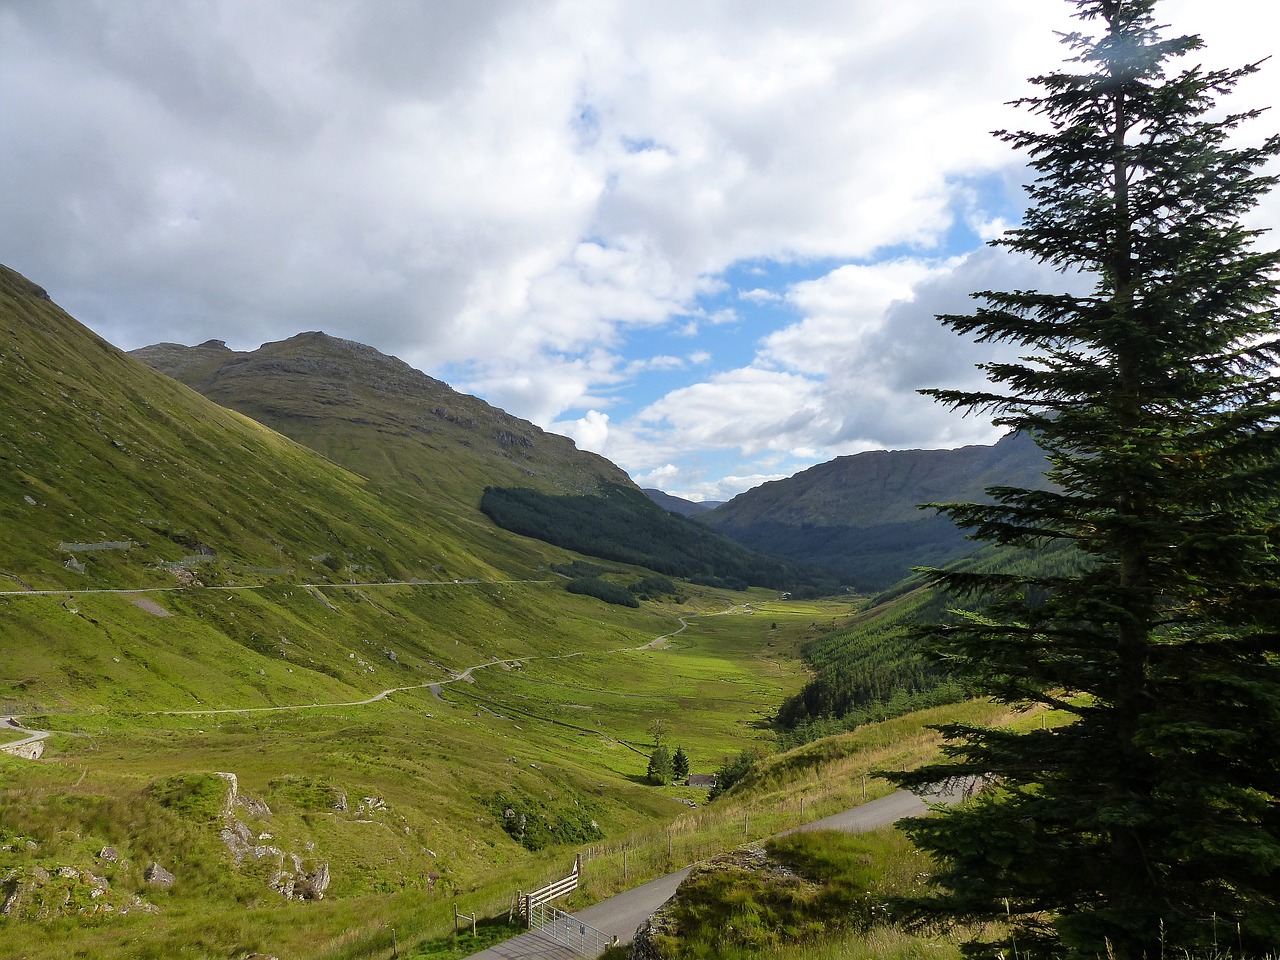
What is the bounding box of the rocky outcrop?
[215,771,330,900]
[1,863,157,920]
[144,863,175,888]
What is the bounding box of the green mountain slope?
[0,263,848,959]
[481,482,832,591]
[698,432,1052,590]
[133,333,809,591]
[0,267,542,595]
[131,333,633,510]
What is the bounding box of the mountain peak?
[132,331,634,504]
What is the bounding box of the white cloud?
[2,0,1274,497]
[739,287,782,304]
[554,409,610,455]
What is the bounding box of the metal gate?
[527,898,615,956]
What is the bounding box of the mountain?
[0,262,852,959]
[643,488,721,516]
[133,333,815,590]
[481,482,830,591]
[131,333,632,510]
[698,431,1052,591]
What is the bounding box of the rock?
[332,791,348,813]
[299,862,330,900]
[214,772,239,816]
[144,863,175,888]
[237,793,272,817]
[97,846,119,863]
[220,826,251,865]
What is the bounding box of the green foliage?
[646,745,673,785]
[645,829,926,960]
[481,483,832,591]
[671,746,689,782]
[565,576,639,608]
[709,748,763,800]
[145,773,228,825]
[894,5,1280,958]
[267,775,344,813]
[486,789,604,852]
[776,545,1081,736]
[406,915,524,959]
[629,574,677,599]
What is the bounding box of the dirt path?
[0,578,554,598]
[157,612,687,718]
[632,616,690,651]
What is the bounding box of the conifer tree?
[893,2,1280,956]
[672,746,690,782]
[646,744,673,785]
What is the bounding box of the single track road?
[462,782,972,960]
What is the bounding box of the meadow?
[0,580,861,959]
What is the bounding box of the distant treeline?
[482,483,833,591]
[700,515,976,593]
[776,542,1084,741]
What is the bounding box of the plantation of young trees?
[894,1,1280,956]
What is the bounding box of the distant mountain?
[482,482,829,592]
[643,488,722,517]
[698,431,1052,591]
[134,333,805,588]
[132,334,632,511]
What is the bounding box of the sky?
[2,1,1277,502]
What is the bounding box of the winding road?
[0,716,50,758]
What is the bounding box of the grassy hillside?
[0,263,858,958]
[775,542,1085,741]
[699,432,1052,590]
[131,332,633,512]
[134,333,814,595]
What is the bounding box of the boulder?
[143,863,175,888]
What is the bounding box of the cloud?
[554,409,610,454]
[600,245,1096,488]
[2,0,1273,498]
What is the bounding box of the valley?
[0,261,1023,959]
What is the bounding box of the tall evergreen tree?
[672,745,690,782]
[646,744,673,785]
[893,2,1280,956]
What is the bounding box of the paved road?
[463,786,964,960]
[0,716,50,758]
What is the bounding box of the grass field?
[0,580,862,959]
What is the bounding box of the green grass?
[0,584,858,959]
[0,264,998,960]
[641,828,929,959]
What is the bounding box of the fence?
[515,856,615,955]
[519,854,581,915]
[526,899,615,956]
